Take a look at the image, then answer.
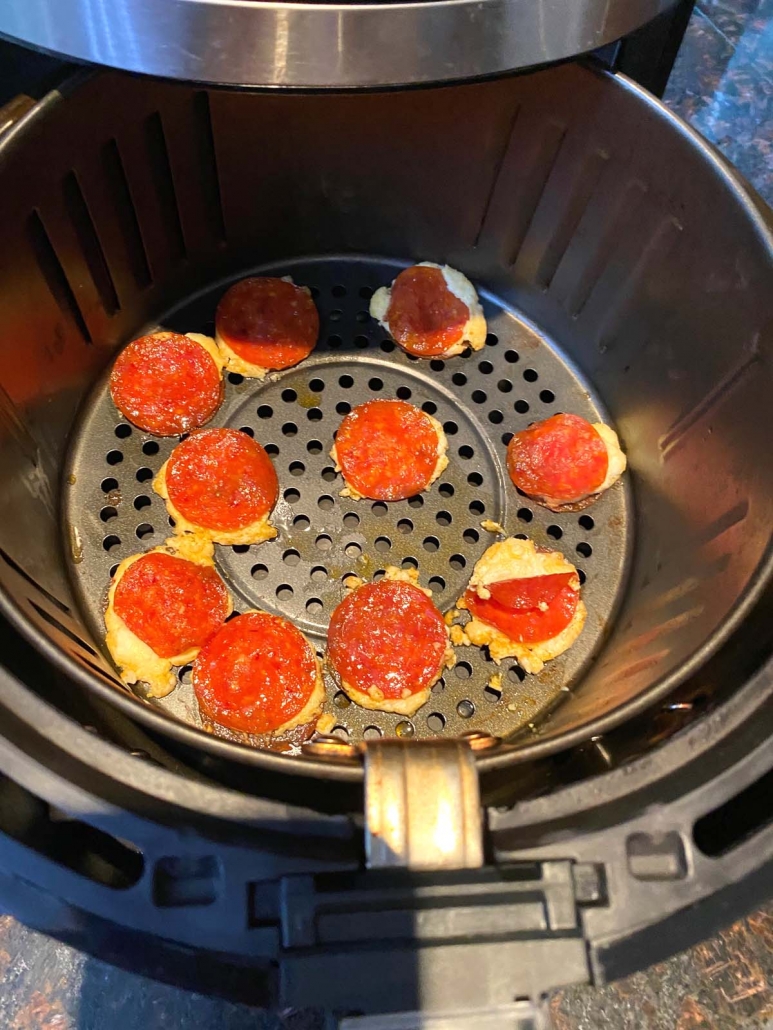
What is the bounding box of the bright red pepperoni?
[465,576,579,643]
[113,552,230,659]
[335,399,441,501]
[386,266,469,357]
[110,332,222,436]
[506,413,608,508]
[193,612,319,734]
[216,277,319,371]
[328,580,447,699]
[165,428,278,532]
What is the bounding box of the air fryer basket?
[0,63,771,782]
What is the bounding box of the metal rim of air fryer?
[1,69,772,785]
[0,0,676,89]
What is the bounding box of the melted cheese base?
[154,460,277,547]
[370,262,487,357]
[335,566,455,716]
[456,537,586,674]
[330,411,449,501]
[104,536,232,699]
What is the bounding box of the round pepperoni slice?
[387,265,469,357]
[113,552,230,659]
[216,277,319,371]
[334,400,442,501]
[507,413,608,508]
[328,580,448,701]
[465,578,579,643]
[110,332,222,436]
[165,428,278,532]
[193,612,319,734]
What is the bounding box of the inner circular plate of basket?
[64,255,633,746]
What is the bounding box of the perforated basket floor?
[64,256,633,745]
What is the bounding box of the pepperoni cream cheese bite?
[330,399,448,501]
[192,611,325,736]
[455,537,586,674]
[370,263,486,358]
[215,276,319,378]
[327,567,454,716]
[110,331,224,436]
[154,427,279,546]
[105,535,232,699]
[507,412,626,512]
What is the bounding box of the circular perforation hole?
[136,467,153,483]
[101,478,119,493]
[345,542,362,558]
[449,554,466,570]
[457,699,475,718]
[396,386,411,400]
[293,515,311,531]
[289,461,305,477]
[282,388,297,403]
[328,335,343,349]
[428,576,445,592]
[114,424,132,439]
[306,598,323,615]
[547,525,563,540]
[430,360,445,373]
[579,515,595,531]
[375,537,391,552]
[505,350,519,363]
[540,390,555,404]
[321,466,337,482]
[517,507,533,523]
[228,372,244,385]
[467,473,482,487]
[443,420,458,436]
[514,400,529,414]
[100,506,118,522]
[354,336,369,349]
[276,584,294,601]
[578,569,587,585]
[368,377,383,391]
[372,501,388,517]
[455,661,472,680]
[422,401,437,415]
[427,713,446,733]
[435,511,452,526]
[307,440,323,455]
[401,557,418,570]
[438,483,454,498]
[284,488,300,504]
[251,564,269,580]
[257,405,273,420]
[395,721,415,738]
[136,523,154,540]
[339,375,354,389]
[471,390,486,405]
[106,450,123,465]
[576,542,593,558]
[239,426,255,438]
[265,444,279,457]
[380,339,395,353]
[316,534,333,551]
[103,535,121,553]
[458,445,474,460]
[318,495,335,511]
[282,422,298,437]
[397,519,413,534]
[283,549,301,566]
[310,565,327,582]
[488,410,503,424]
[343,512,360,529]
[498,380,513,393]
[479,360,493,375]
[307,408,323,422]
[523,368,539,383]
[336,401,351,415]
[463,528,479,545]
[469,500,485,516]
[363,725,383,739]
[134,495,151,511]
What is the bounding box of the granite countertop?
[0,2,771,1027]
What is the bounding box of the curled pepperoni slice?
[465,578,579,644]
[386,266,469,357]
[507,413,608,508]
[110,332,222,436]
[335,399,442,501]
[328,580,448,700]
[193,612,319,734]
[487,573,575,610]
[165,428,278,532]
[113,552,230,659]
[216,277,319,371]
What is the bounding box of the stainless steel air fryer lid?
[0,0,677,89]
[0,62,771,800]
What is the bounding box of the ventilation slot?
[144,112,186,261]
[193,92,226,243]
[28,598,98,657]
[26,210,91,344]
[693,765,773,858]
[62,170,119,316]
[0,773,143,889]
[101,138,152,289]
[507,122,567,267]
[473,103,520,247]
[0,548,70,613]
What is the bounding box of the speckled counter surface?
[1,3,772,1028]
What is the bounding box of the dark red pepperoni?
[507,413,608,507]
[110,332,222,436]
[465,576,579,643]
[193,612,319,734]
[165,428,278,532]
[216,277,319,371]
[386,265,469,357]
[113,552,230,658]
[328,579,447,699]
[335,399,441,501]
